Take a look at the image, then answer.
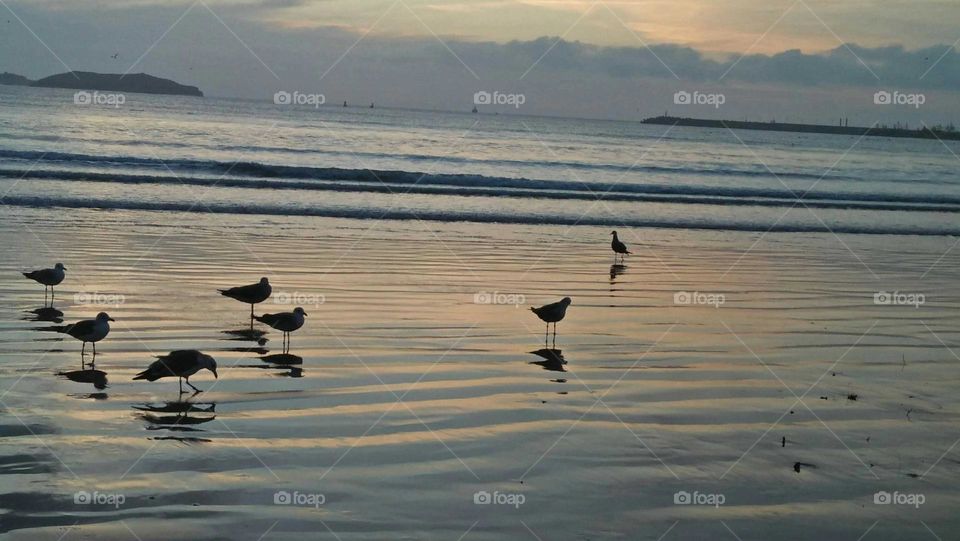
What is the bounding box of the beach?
[1,204,958,540]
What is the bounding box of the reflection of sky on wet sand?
[0,206,958,539]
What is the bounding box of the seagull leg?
[544,323,548,347]
[179,377,185,395]
[81,342,86,356]
[185,378,202,393]
[92,342,96,356]
[552,323,557,348]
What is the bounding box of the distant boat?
[343,100,347,107]
[370,102,374,108]
[472,106,478,113]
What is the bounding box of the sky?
[1,0,959,124]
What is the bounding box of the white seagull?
[219,277,272,319]
[134,350,218,393]
[610,231,631,263]
[23,262,66,304]
[530,297,571,347]
[62,312,113,356]
[254,307,307,352]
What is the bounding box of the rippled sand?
[1,207,958,540]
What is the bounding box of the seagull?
[530,297,571,347]
[23,262,66,304]
[254,307,307,352]
[61,312,113,356]
[610,231,631,263]
[111,53,119,59]
[134,350,218,394]
[219,277,272,320]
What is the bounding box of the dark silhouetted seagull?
[610,231,631,263]
[23,262,66,304]
[255,307,306,352]
[531,297,571,347]
[61,312,113,356]
[134,350,218,393]
[219,277,272,320]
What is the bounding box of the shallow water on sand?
[0,207,958,540]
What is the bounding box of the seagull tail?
[133,369,155,381]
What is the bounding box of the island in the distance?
[642,115,960,141]
[0,71,203,97]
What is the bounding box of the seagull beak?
[108,317,115,322]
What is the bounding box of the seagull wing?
[64,319,97,339]
[134,350,201,380]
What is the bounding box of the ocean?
[0,84,958,540]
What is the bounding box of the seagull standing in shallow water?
[134,350,218,394]
[219,277,272,321]
[23,262,66,305]
[530,297,571,347]
[62,312,113,356]
[610,231,631,263]
[255,307,307,352]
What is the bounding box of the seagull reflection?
[25,306,64,323]
[609,263,626,282]
[529,348,567,372]
[258,353,304,377]
[221,328,268,346]
[133,400,216,442]
[58,368,108,390]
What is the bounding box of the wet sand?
[0,206,958,540]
